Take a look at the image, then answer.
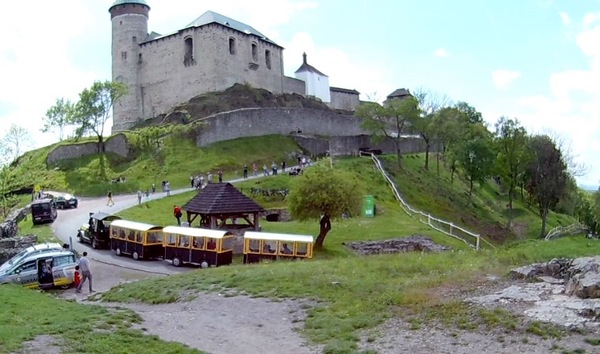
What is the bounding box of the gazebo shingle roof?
[182,183,265,215]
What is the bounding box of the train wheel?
[172,257,182,267]
[132,251,139,260]
[116,248,122,256]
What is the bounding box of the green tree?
[0,165,19,218]
[42,98,74,141]
[525,135,569,237]
[71,81,127,152]
[413,89,450,170]
[457,136,495,196]
[493,117,529,228]
[287,162,365,248]
[575,190,597,235]
[356,96,421,168]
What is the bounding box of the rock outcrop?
[471,256,600,329]
[345,235,452,256]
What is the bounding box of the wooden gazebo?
[182,183,265,231]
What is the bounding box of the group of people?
[190,170,223,189]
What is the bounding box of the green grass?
[17,219,59,243]
[0,285,202,353]
[99,235,600,352]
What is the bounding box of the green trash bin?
[363,195,375,217]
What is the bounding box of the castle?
[109,0,361,132]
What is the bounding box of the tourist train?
[91,218,314,267]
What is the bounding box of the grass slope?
[0,286,201,353]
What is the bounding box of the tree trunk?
[315,214,331,248]
[97,135,105,153]
[469,179,473,197]
[424,143,430,170]
[395,139,402,169]
[507,189,514,229]
[540,208,548,238]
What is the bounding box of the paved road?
[49,167,301,276]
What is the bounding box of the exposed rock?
[509,258,572,281]
[7,206,29,224]
[564,257,600,299]
[470,256,600,329]
[345,235,452,256]
[0,234,38,264]
[0,219,18,239]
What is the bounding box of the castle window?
[229,38,236,55]
[251,42,258,62]
[184,37,195,66]
[132,36,137,43]
[121,51,127,60]
[265,50,271,69]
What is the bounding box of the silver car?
[0,249,78,289]
[0,242,63,273]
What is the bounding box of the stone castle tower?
[108,0,360,132]
[109,0,149,131]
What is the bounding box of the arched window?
[251,42,258,62]
[265,50,271,69]
[229,37,236,55]
[184,37,194,66]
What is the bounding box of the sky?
[1,0,599,186]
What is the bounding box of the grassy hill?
[4,133,591,353]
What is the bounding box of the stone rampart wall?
[46,134,130,165]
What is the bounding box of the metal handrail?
[544,223,588,241]
[360,151,495,250]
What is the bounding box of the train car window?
[135,231,143,243]
[53,255,73,267]
[206,238,217,251]
[119,229,126,239]
[166,233,177,246]
[262,240,276,254]
[247,239,260,252]
[192,236,204,249]
[296,242,308,256]
[147,231,162,244]
[221,237,233,251]
[179,235,190,247]
[127,231,135,241]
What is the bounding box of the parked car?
[31,198,58,225]
[54,193,78,209]
[78,212,122,249]
[0,249,78,289]
[0,243,64,273]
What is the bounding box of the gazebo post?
[253,212,260,230]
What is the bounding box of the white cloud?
[514,13,600,185]
[491,70,522,90]
[283,33,394,101]
[560,12,571,26]
[433,48,449,57]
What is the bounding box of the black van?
[31,199,58,225]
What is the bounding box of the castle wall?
[292,135,429,157]
[329,90,360,111]
[195,107,366,146]
[136,24,285,125]
[46,134,131,165]
[283,76,305,95]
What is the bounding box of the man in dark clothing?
[243,166,248,179]
[218,170,223,183]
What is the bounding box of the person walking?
[106,191,114,207]
[137,190,142,205]
[173,205,182,226]
[243,165,248,179]
[76,252,93,293]
[165,181,171,196]
[190,175,194,188]
[218,170,223,183]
